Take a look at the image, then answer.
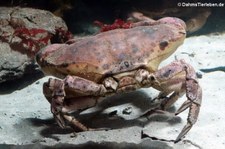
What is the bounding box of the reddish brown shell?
[37,20,186,83]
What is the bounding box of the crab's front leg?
[43,76,108,130]
[148,59,202,142]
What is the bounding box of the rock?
[0,42,31,83]
[0,7,72,83]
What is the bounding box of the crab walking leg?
[159,92,184,110]
[150,59,202,142]
[43,78,66,128]
[63,114,89,131]
[142,91,185,117]
[174,60,202,142]
[44,78,90,130]
[44,70,157,130]
[44,76,108,129]
[45,80,104,130]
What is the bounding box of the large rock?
[0,7,72,83]
[0,43,30,83]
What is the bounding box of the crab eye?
[159,41,168,51]
[124,61,129,68]
[150,76,155,81]
[148,75,156,81]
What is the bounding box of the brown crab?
[36,17,202,142]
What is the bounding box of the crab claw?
[45,78,67,128]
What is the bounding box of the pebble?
[122,106,132,115]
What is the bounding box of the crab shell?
[36,17,186,83]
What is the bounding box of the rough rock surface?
[0,32,225,149]
[0,7,70,83]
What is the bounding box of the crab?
[36,17,202,142]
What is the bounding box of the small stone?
[122,106,132,115]
[70,132,77,138]
[196,71,203,78]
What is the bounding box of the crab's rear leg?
[149,60,202,142]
